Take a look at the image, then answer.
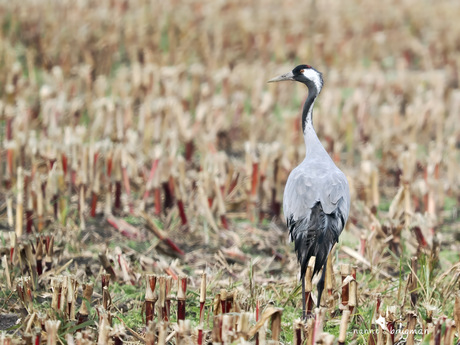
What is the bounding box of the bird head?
[268,64,323,93]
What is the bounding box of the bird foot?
[302,312,315,321]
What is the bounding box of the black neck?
[301,82,319,133]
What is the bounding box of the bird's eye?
[300,69,304,73]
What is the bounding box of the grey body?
[269,64,350,315]
[283,130,350,278]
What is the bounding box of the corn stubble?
[0,0,460,344]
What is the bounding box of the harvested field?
[0,0,459,344]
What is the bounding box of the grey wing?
[283,165,350,277]
[324,169,350,223]
[283,165,350,237]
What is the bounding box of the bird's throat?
[302,93,317,134]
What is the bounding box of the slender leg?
[317,261,327,307]
[302,274,306,319]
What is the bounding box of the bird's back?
[283,157,350,278]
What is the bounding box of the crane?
[268,65,350,319]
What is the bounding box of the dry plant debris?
[0,0,459,344]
